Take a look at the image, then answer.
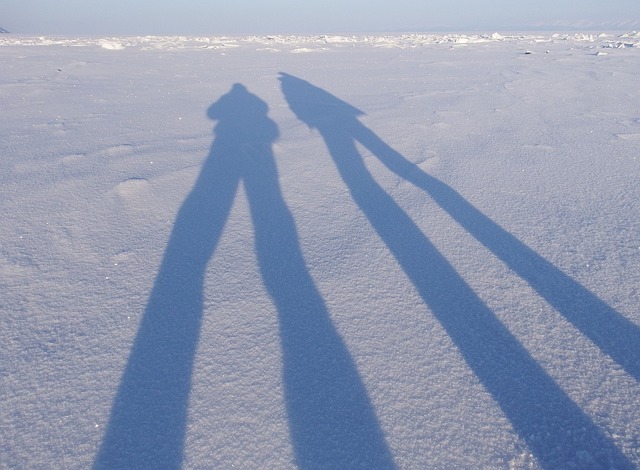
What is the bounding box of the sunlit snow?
[2,32,639,469]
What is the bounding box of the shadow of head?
[279,73,363,129]
[208,83,278,142]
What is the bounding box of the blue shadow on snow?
[279,72,633,469]
[94,83,395,469]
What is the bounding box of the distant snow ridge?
[0,32,639,49]
[0,27,9,33]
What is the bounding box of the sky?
[1,0,640,35]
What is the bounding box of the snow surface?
[1,33,640,469]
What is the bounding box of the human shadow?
[351,121,640,385]
[279,73,633,469]
[94,84,394,469]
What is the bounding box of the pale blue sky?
[2,0,639,34]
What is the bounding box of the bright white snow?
[1,32,639,469]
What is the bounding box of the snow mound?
[99,39,125,50]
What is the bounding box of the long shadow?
[279,73,633,469]
[94,84,394,469]
[350,124,640,384]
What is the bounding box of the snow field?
[1,33,639,468]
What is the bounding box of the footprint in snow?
[97,144,135,157]
[616,133,640,141]
[115,177,151,200]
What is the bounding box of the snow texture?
[1,32,640,469]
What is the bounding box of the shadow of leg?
[244,147,395,469]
